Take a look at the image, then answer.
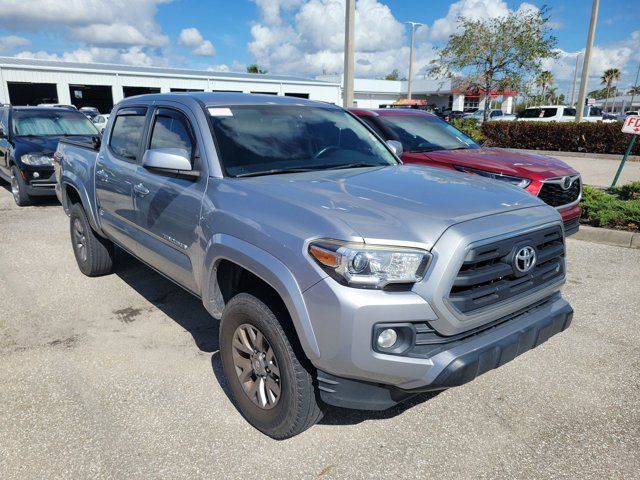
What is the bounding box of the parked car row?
[49,92,575,439]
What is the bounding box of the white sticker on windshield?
[208,107,234,117]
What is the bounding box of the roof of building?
[0,56,339,86]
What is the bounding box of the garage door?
[8,82,58,106]
[69,85,114,114]
[123,86,161,98]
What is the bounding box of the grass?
[580,182,640,231]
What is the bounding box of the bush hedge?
[580,182,640,231]
[480,121,640,155]
[450,118,485,144]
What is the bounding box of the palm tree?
[536,71,554,103]
[628,85,640,96]
[601,68,621,112]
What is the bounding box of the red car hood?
[407,147,577,180]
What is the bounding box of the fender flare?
[60,175,103,235]
[202,234,321,360]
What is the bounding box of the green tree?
[601,68,621,111]
[428,6,558,121]
[628,85,640,96]
[247,64,268,74]
[384,69,400,81]
[536,70,554,103]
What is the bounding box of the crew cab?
[55,93,573,439]
[351,108,582,235]
[0,105,99,206]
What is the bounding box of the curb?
[510,149,640,163]
[571,225,640,249]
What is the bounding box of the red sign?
[622,115,640,134]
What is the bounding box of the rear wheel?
[10,166,32,207]
[69,203,114,276]
[220,293,323,439]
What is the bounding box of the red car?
[351,108,581,235]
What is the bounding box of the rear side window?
[563,108,577,116]
[109,108,147,160]
[149,110,194,160]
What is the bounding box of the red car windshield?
[379,115,479,153]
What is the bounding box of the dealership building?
[0,57,342,112]
[0,57,515,113]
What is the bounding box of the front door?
[129,106,207,293]
[95,106,148,243]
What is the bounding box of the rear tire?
[69,203,114,276]
[10,166,32,207]
[220,293,323,439]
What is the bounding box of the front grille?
[538,177,581,207]
[449,226,564,314]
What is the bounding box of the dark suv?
[0,105,99,206]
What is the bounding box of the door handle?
[133,183,150,197]
[96,169,108,182]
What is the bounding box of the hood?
[14,135,96,157]
[225,165,543,249]
[417,147,578,180]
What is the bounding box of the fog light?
[32,172,40,179]
[377,328,398,349]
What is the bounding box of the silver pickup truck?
[55,93,573,439]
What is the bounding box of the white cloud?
[429,0,512,40]
[178,27,215,57]
[248,0,424,77]
[14,46,168,67]
[0,35,29,53]
[0,0,169,47]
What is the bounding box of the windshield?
[12,110,99,136]
[379,115,479,153]
[208,105,398,177]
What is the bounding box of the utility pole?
[342,0,355,108]
[571,52,582,106]
[404,21,422,100]
[575,0,599,122]
[630,63,640,111]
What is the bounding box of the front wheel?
[69,203,114,276]
[219,293,323,439]
[10,166,32,207]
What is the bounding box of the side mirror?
[142,148,192,172]
[387,140,403,157]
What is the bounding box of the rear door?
[95,106,148,243]
[129,105,208,293]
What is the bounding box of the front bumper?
[22,169,57,196]
[317,295,573,410]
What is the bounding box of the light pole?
[404,21,423,100]
[630,63,640,111]
[342,0,355,108]
[571,52,582,106]
[575,0,599,122]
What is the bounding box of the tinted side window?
[149,112,193,159]
[110,109,147,160]
[0,108,8,133]
[359,116,387,139]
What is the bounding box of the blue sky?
[0,0,638,94]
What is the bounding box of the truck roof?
[118,92,334,109]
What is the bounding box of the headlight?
[308,239,431,289]
[21,153,54,166]
[454,165,531,188]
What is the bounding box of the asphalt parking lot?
[0,186,638,480]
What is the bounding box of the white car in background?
[518,105,604,123]
[91,113,109,133]
[465,109,516,123]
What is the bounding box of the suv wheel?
[69,203,114,276]
[220,293,323,439]
[10,166,32,207]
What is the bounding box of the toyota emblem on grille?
[561,176,573,190]
[515,246,536,273]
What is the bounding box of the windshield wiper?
[324,163,388,170]
[234,167,321,178]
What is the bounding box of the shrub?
[451,118,485,144]
[581,184,640,231]
[481,121,640,155]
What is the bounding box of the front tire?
[220,293,323,439]
[10,166,32,207]
[69,203,114,276]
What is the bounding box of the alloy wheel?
[231,323,281,409]
[72,218,88,263]
[10,173,19,203]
